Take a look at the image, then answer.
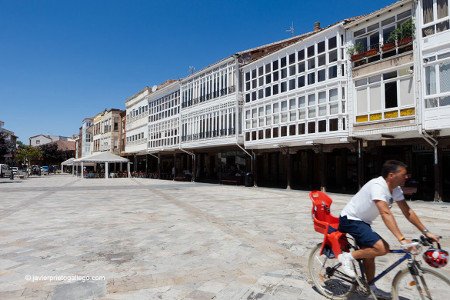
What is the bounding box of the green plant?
[347,42,364,56]
[388,19,415,43]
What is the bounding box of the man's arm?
[374,200,405,242]
[396,200,440,242]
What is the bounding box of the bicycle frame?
[369,249,412,286]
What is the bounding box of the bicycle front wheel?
[307,243,356,299]
[392,266,450,300]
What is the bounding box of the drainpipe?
[179,147,196,182]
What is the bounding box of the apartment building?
[177,35,317,184]
[243,21,353,191]
[125,87,151,161]
[80,118,93,158]
[415,0,450,200]
[92,109,123,155]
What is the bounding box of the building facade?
[243,22,353,191]
[80,118,93,158]
[92,109,123,155]
[415,0,450,200]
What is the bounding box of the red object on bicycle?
[310,191,349,258]
[423,246,448,268]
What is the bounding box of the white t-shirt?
[341,176,405,224]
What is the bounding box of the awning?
[74,152,129,163]
[61,157,75,166]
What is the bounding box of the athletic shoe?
[337,252,356,278]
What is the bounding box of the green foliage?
[0,132,16,163]
[388,19,414,43]
[38,143,72,165]
[347,42,364,56]
[15,145,42,165]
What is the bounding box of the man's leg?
[363,257,375,282]
[338,239,389,279]
[352,239,390,260]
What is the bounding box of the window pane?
[308,94,316,106]
[425,66,436,95]
[318,41,325,53]
[437,20,450,33]
[308,107,316,118]
[308,73,315,84]
[280,81,287,92]
[318,69,326,82]
[328,36,337,49]
[330,103,339,114]
[308,122,316,133]
[425,98,438,108]
[289,79,296,90]
[329,88,338,102]
[440,62,450,93]
[439,96,450,106]
[329,118,338,131]
[356,88,368,114]
[318,120,326,132]
[319,105,327,116]
[289,53,296,64]
[298,96,305,108]
[289,98,296,109]
[329,66,338,79]
[318,91,326,103]
[298,62,305,73]
[273,103,279,113]
[298,49,305,61]
[329,50,337,63]
[298,76,305,87]
[400,78,414,106]
[318,54,326,66]
[437,0,448,19]
[383,26,395,43]
[307,45,315,57]
[370,84,382,111]
[289,65,296,76]
[273,60,279,70]
[308,58,315,69]
[385,81,398,108]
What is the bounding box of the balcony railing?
[351,37,413,68]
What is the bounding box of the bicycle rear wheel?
[308,243,356,299]
[392,266,450,300]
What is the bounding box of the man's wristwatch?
[422,229,430,234]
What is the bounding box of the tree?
[0,131,16,164]
[15,145,42,166]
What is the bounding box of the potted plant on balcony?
[363,46,379,57]
[397,19,414,46]
[387,19,414,48]
[347,42,364,61]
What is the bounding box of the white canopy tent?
[61,157,75,175]
[74,152,131,178]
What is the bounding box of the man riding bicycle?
[338,160,440,298]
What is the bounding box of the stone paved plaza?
[0,175,449,299]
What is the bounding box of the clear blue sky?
[0,0,395,142]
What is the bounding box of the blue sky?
[0,0,395,142]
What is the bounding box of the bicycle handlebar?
[399,235,443,252]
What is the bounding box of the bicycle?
[308,235,450,299]
[307,191,450,300]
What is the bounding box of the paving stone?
[0,175,448,299]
